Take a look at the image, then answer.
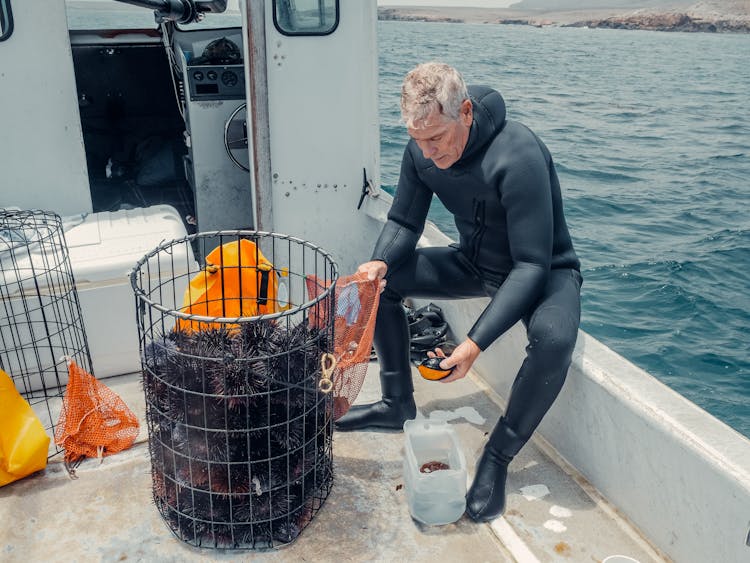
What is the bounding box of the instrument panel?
[186,64,244,101]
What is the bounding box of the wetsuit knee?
[380,283,404,306]
[381,261,413,304]
[526,305,579,367]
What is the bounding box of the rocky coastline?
[568,10,750,32]
[378,4,750,33]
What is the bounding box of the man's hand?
[427,338,481,383]
[357,260,388,293]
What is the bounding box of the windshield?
[65,0,242,31]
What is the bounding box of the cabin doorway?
[70,35,194,227]
[66,2,252,234]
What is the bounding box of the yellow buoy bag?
[0,368,50,486]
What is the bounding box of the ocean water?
[378,21,750,438]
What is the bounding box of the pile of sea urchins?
[142,319,333,548]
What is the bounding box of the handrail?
[0,0,13,43]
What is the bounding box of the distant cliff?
[378,1,750,33]
[568,9,750,32]
[508,0,692,9]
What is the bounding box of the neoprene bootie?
[334,370,416,430]
[335,298,416,431]
[466,417,525,522]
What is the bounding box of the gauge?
[221,71,238,87]
[207,70,217,81]
[192,71,204,81]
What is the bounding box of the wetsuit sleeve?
[371,147,432,269]
[467,148,553,350]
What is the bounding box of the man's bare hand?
[357,260,388,293]
[426,338,481,383]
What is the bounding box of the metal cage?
[0,209,93,458]
[131,231,338,549]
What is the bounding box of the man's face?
[407,100,473,169]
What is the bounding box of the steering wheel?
[224,103,250,172]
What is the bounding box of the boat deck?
[1,363,666,562]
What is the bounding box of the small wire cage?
[0,209,93,458]
[131,231,338,549]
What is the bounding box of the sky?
[73,0,518,7]
[378,0,517,7]
[75,0,520,10]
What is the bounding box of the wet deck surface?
[1,364,665,562]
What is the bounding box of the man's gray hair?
[400,62,469,128]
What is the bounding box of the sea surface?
[66,6,750,437]
[378,21,750,438]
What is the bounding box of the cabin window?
[273,0,339,36]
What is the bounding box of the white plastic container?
[1,205,196,390]
[67,205,196,380]
[403,419,467,525]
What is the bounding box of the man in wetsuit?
[335,62,582,522]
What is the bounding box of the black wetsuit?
[372,85,582,442]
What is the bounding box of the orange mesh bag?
[54,359,139,474]
[176,239,278,333]
[306,271,380,420]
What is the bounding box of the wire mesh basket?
[0,209,93,458]
[131,231,338,549]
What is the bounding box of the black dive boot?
[333,370,416,430]
[335,299,416,431]
[466,417,525,522]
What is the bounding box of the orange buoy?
[417,357,453,381]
